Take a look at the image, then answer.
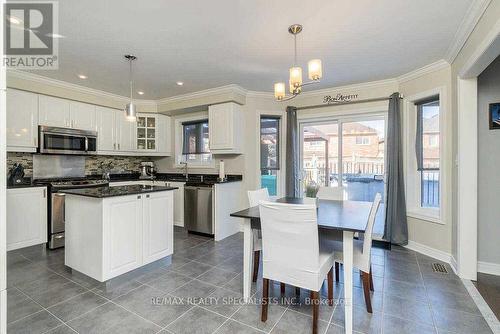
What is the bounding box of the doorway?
[299,115,387,239]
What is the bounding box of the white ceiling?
[28,0,475,99]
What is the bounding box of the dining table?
[230,197,373,334]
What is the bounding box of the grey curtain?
[285,106,300,197]
[384,93,408,245]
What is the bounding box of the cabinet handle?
[43,189,46,198]
[118,143,120,150]
[146,194,150,198]
[114,143,116,150]
[137,195,141,199]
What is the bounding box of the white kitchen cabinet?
[7,187,47,251]
[96,106,116,152]
[69,101,96,131]
[161,181,185,227]
[38,95,71,128]
[6,89,39,152]
[208,102,243,154]
[156,115,172,156]
[116,112,136,153]
[65,190,174,281]
[106,195,143,277]
[142,191,173,264]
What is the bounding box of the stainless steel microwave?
[38,126,97,155]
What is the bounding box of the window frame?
[404,88,446,224]
[174,113,214,168]
[181,119,209,155]
[256,110,285,197]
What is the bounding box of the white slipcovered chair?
[316,186,345,201]
[247,188,269,282]
[325,193,382,313]
[259,201,335,334]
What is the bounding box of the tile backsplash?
[7,152,152,178]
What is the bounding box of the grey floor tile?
[91,275,143,300]
[7,310,62,334]
[7,288,43,323]
[171,279,217,301]
[326,323,365,334]
[427,289,481,315]
[371,264,384,278]
[271,309,329,334]
[216,255,244,273]
[147,270,193,294]
[382,314,436,334]
[196,267,239,286]
[424,276,469,296]
[67,302,161,334]
[232,303,287,332]
[331,305,382,334]
[115,285,192,327]
[383,294,434,325]
[433,307,493,334]
[46,263,100,289]
[164,255,193,270]
[287,291,335,322]
[45,324,78,334]
[214,320,262,334]
[203,287,244,317]
[222,273,258,295]
[195,251,229,266]
[7,261,54,287]
[16,273,87,308]
[174,261,214,277]
[384,267,423,285]
[47,291,107,322]
[383,278,427,302]
[126,263,171,284]
[167,306,227,334]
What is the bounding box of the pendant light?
[124,54,137,122]
[274,24,323,101]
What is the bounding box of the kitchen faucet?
[180,161,188,181]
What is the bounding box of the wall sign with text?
[323,93,359,104]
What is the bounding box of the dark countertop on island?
[59,185,177,198]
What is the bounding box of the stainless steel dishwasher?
[184,185,214,236]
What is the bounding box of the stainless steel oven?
[39,126,97,155]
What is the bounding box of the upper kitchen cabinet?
[96,106,116,153]
[69,101,97,131]
[208,102,243,154]
[7,89,39,152]
[38,95,71,128]
[116,112,136,153]
[136,113,172,156]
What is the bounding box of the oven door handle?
[85,137,89,152]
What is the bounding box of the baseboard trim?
[462,279,500,333]
[478,261,500,276]
[174,221,184,227]
[450,255,459,275]
[404,240,452,264]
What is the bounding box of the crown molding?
[7,69,157,107]
[156,84,247,104]
[445,0,492,63]
[397,60,450,84]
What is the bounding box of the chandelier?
[274,24,322,101]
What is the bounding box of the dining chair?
[325,193,382,313]
[259,201,335,334]
[316,186,345,200]
[247,188,269,283]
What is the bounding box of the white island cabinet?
[64,188,174,282]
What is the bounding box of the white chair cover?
[259,201,334,291]
[330,193,382,273]
[247,188,270,251]
[316,186,345,201]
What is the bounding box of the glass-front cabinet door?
[137,115,157,151]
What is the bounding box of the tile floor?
[6,227,495,334]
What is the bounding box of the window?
[416,98,440,208]
[181,119,212,164]
[260,116,280,196]
[355,136,370,145]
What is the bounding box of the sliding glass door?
[300,115,387,239]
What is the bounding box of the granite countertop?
[59,185,177,198]
[7,178,47,189]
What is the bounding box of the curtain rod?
[295,95,402,111]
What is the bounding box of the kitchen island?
[61,185,177,282]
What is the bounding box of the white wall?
[477,55,500,268]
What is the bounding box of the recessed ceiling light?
[176,81,184,86]
[8,16,22,25]
[137,91,144,95]
[78,74,87,79]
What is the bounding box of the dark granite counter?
[7,178,47,189]
[60,185,177,198]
